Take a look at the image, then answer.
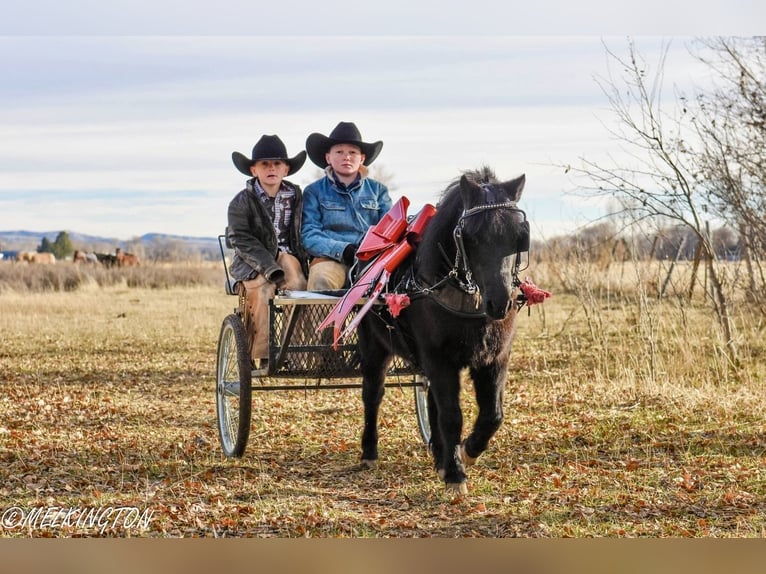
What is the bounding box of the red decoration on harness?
[519,277,552,305]
[356,197,410,261]
[316,198,436,348]
[384,293,410,317]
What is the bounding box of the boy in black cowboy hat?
[302,121,393,290]
[228,134,309,368]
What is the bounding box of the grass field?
[0,261,764,537]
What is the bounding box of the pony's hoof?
[457,443,477,467]
[360,459,378,470]
[445,482,469,496]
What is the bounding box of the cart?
[214,234,431,458]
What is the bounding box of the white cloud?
[2,1,762,35]
[0,35,732,239]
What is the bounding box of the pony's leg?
[426,388,443,475]
[462,362,507,463]
[426,366,467,492]
[359,347,391,468]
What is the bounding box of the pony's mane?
[414,166,502,278]
[437,166,499,203]
[427,165,500,240]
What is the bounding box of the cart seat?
[219,229,240,296]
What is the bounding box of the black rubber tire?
[215,314,252,458]
[414,375,431,445]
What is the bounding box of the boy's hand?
[342,244,357,266]
[268,269,287,289]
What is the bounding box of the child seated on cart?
[227,134,309,369]
[301,121,393,290]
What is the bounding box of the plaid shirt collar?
[252,178,295,252]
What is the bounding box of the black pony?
[356,166,529,495]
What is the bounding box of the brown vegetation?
[0,260,764,538]
[0,260,222,292]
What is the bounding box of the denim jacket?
[301,168,392,261]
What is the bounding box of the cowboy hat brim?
[232,150,307,177]
[305,133,383,168]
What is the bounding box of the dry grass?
[0,260,223,292]
[0,261,764,538]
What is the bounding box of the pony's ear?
[502,174,526,202]
[459,174,484,209]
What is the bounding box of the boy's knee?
[308,261,346,290]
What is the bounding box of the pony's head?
[452,167,528,319]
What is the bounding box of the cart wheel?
[216,314,252,458]
[414,375,431,445]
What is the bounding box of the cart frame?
[214,233,430,458]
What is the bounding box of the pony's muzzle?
[485,296,512,319]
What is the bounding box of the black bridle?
[449,200,529,295]
[414,194,529,298]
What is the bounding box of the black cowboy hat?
[232,134,306,176]
[305,121,383,168]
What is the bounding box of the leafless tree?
[563,38,739,361]
[369,164,398,192]
[143,237,199,263]
[687,37,766,304]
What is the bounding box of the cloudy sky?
[0,1,761,241]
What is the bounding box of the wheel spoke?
[223,381,240,397]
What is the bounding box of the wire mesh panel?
[264,291,420,382]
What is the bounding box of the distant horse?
[356,166,530,495]
[17,251,55,264]
[31,252,56,264]
[115,248,140,267]
[74,250,99,265]
[95,253,119,267]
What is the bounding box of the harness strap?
[404,269,487,318]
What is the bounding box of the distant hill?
[0,230,221,261]
[0,229,217,247]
